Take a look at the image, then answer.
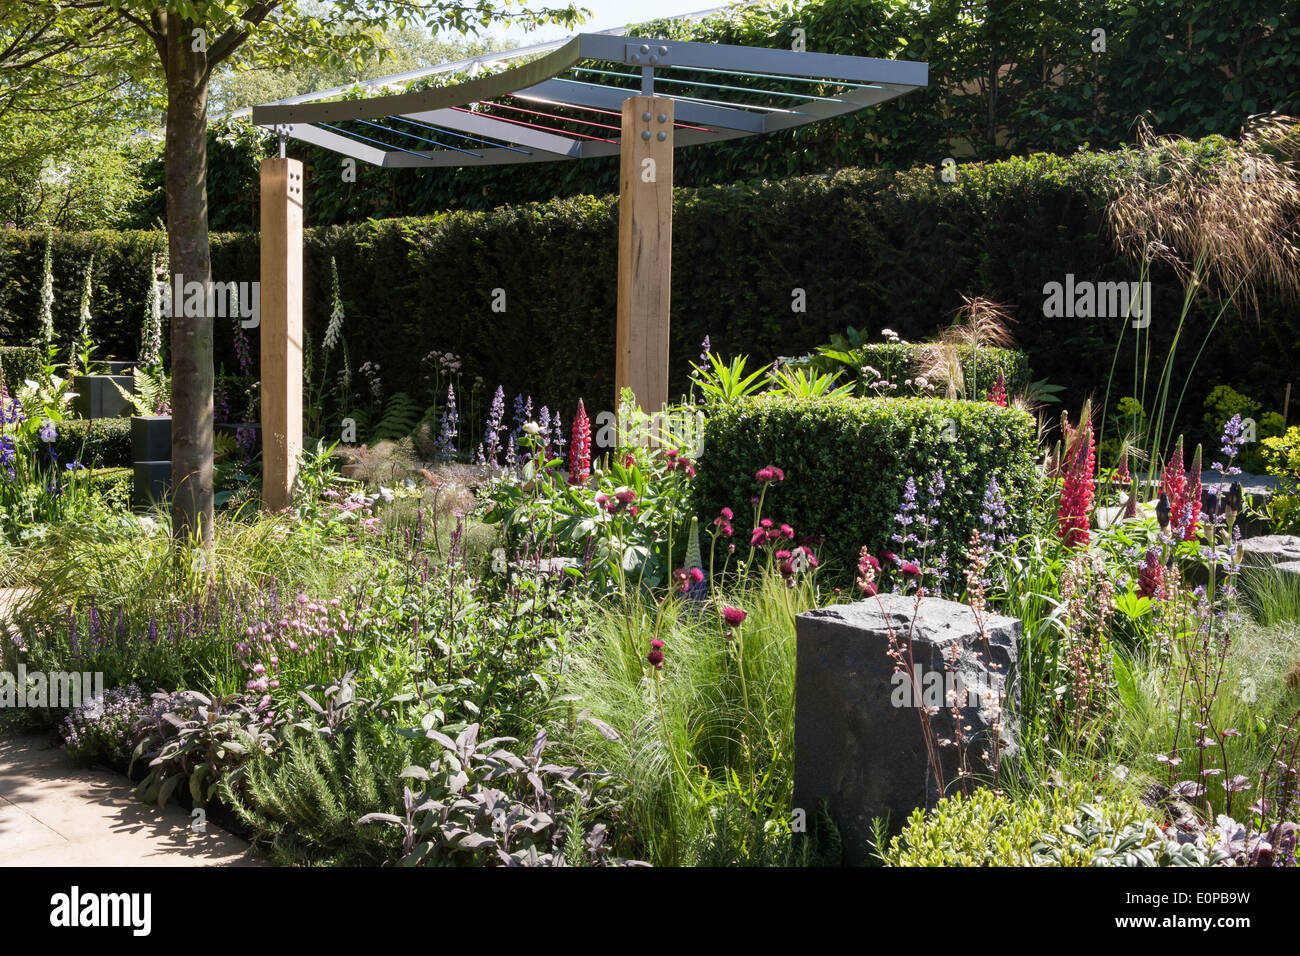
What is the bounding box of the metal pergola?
[249,33,927,509]
[251,33,926,167]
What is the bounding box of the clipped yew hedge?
[692,394,1043,578]
[0,136,1293,444]
[54,419,132,468]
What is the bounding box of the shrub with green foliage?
[882,786,1219,867]
[221,716,417,867]
[87,467,132,511]
[0,346,43,390]
[54,419,131,468]
[693,394,1043,577]
[1,136,1293,434]
[807,336,1031,399]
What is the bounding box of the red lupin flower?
[1057,411,1095,547]
[568,399,591,485]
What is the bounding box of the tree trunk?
[163,19,214,548]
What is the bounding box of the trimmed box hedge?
[812,341,1032,399]
[0,345,42,390]
[693,394,1043,579]
[54,418,132,468]
[87,467,132,511]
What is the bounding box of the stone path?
[0,734,262,866]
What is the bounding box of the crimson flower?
[567,399,591,485]
[755,466,785,484]
[665,448,696,477]
[899,561,922,576]
[646,639,664,669]
[672,567,704,593]
[1057,412,1095,547]
[721,606,747,627]
[986,372,1008,407]
[1161,438,1189,537]
[1137,549,1165,599]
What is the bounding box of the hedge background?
[0,136,1295,454]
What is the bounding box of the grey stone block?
[1241,534,1300,568]
[794,593,1020,865]
[71,374,133,419]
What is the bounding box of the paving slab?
[0,734,262,867]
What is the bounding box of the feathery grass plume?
[1107,114,1300,312]
[1102,116,1300,480]
[917,295,1015,400]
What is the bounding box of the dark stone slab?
[131,415,171,463]
[71,374,132,419]
[794,593,1020,865]
[132,460,171,511]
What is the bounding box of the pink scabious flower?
[721,606,747,627]
[899,561,922,577]
[646,638,665,669]
[713,507,734,536]
[672,567,704,593]
[664,448,696,477]
[1057,412,1095,548]
[568,399,591,485]
[755,465,785,484]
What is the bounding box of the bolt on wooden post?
[615,96,673,414]
[259,157,304,512]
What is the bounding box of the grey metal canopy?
[250,33,928,167]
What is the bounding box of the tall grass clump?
[559,570,830,867]
[1103,115,1300,475]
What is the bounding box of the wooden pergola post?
[615,96,674,412]
[259,157,303,512]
